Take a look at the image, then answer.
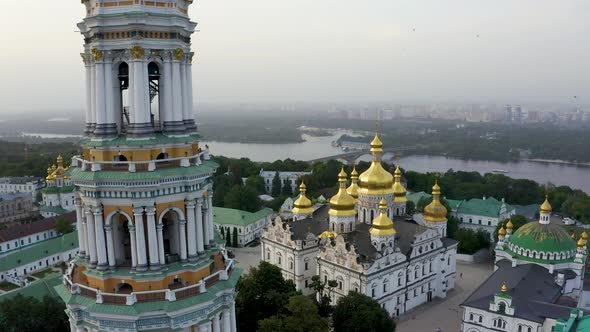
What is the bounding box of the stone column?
[146,207,160,270]
[104,224,116,269]
[157,223,165,265]
[196,199,205,254]
[90,62,97,133]
[171,52,185,132]
[128,46,152,137]
[222,309,231,332]
[208,192,215,245]
[102,57,117,136]
[82,219,89,261]
[179,219,188,261]
[202,207,210,249]
[85,208,97,267]
[93,59,107,136]
[83,55,93,134]
[199,321,212,332]
[94,208,108,270]
[74,199,86,257]
[134,207,148,271]
[186,200,197,260]
[230,300,237,332]
[185,55,197,132]
[128,222,138,269]
[212,315,221,332]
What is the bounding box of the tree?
[54,217,73,235]
[271,171,282,197]
[232,227,238,247]
[258,295,329,332]
[454,228,491,254]
[235,261,298,332]
[220,226,225,239]
[332,292,395,332]
[225,227,231,247]
[245,175,266,194]
[224,184,262,212]
[308,275,338,317]
[282,179,293,196]
[405,200,415,215]
[0,295,69,332]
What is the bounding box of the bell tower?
[59,2,240,331]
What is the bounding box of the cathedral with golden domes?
[261,132,458,317]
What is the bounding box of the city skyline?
[0,0,588,112]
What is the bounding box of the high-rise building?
[57,1,239,331]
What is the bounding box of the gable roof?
[0,273,63,302]
[213,207,273,227]
[456,197,514,218]
[0,211,76,242]
[0,231,78,271]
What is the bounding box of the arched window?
[147,62,162,130]
[340,224,344,233]
[498,302,506,313]
[118,62,130,132]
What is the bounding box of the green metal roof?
[55,267,242,315]
[39,205,69,214]
[507,221,577,254]
[213,207,272,227]
[406,191,431,205]
[81,133,200,148]
[69,160,218,182]
[42,185,75,194]
[455,197,514,218]
[0,273,62,302]
[445,199,463,211]
[0,231,79,271]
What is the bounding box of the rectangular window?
[371,288,375,297]
[305,262,309,270]
[305,280,308,288]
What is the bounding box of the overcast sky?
[0,0,588,112]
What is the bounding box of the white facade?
[214,207,272,247]
[0,193,35,224]
[259,169,311,194]
[0,177,45,202]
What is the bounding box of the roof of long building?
[213,207,273,227]
[0,230,78,271]
[0,211,76,242]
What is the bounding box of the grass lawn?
[0,282,19,292]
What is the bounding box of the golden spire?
[506,219,514,231]
[501,281,508,293]
[46,165,52,176]
[346,165,359,199]
[578,237,585,249]
[369,198,396,236]
[292,181,313,215]
[392,165,407,202]
[540,195,552,213]
[424,177,447,223]
[56,154,64,168]
[329,167,356,217]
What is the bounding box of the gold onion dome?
[424,179,447,222]
[578,237,585,249]
[369,198,396,236]
[540,195,552,213]
[329,167,356,217]
[498,226,506,237]
[346,166,359,199]
[358,133,393,194]
[319,230,338,239]
[501,281,508,293]
[506,219,514,231]
[292,182,313,215]
[392,165,407,202]
[582,231,588,240]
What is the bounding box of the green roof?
[456,197,514,218]
[39,205,69,214]
[0,231,79,271]
[445,199,463,211]
[69,160,218,182]
[213,207,273,227]
[42,185,75,194]
[55,267,242,315]
[507,221,577,255]
[406,191,431,205]
[0,273,62,302]
[81,133,200,148]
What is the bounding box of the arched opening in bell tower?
[148,62,161,131]
[161,210,183,262]
[118,63,130,133]
[111,213,133,266]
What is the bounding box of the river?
[202,132,590,193]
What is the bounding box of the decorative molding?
[130,46,145,60]
[174,48,184,61]
[91,48,103,61]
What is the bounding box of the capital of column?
[186,200,196,209]
[179,219,187,225]
[145,207,156,216]
[156,223,163,230]
[196,198,204,207]
[104,224,113,232]
[133,207,145,215]
[93,207,103,216]
[128,223,136,232]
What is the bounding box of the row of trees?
[0,295,69,331]
[221,226,239,248]
[236,261,395,332]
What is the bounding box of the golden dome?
[46,166,53,176]
[578,237,585,249]
[319,230,338,239]
[392,165,407,202]
[358,133,394,194]
[506,219,514,231]
[501,281,508,293]
[540,195,552,214]
[424,178,447,223]
[329,167,356,217]
[346,166,359,199]
[292,182,313,215]
[582,231,588,240]
[498,226,506,237]
[51,164,57,171]
[57,154,64,167]
[369,198,396,236]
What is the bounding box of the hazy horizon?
[0,0,588,113]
